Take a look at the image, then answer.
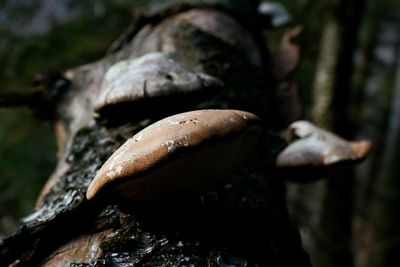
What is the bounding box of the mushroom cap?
[258,2,291,28]
[86,109,263,204]
[94,52,222,113]
[277,120,372,182]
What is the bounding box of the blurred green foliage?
[0,109,55,236]
[0,0,314,239]
[0,0,137,237]
[2,0,397,249]
[1,1,400,266]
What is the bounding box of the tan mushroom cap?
[86,109,263,203]
[94,52,222,112]
[276,121,372,182]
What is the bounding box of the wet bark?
[0,3,311,266]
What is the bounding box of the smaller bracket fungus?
[94,52,222,119]
[276,120,372,182]
[258,1,292,28]
[86,109,263,205]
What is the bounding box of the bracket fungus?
[86,109,263,205]
[277,120,372,182]
[94,52,222,119]
[258,1,292,28]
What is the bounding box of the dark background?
[0,1,399,266]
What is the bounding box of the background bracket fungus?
[0,0,377,266]
[277,120,372,182]
[87,109,263,205]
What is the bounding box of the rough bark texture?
[0,1,311,266]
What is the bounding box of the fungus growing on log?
[277,120,372,182]
[258,1,291,28]
[94,52,222,119]
[86,109,263,204]
[272,26,302,81]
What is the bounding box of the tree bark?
[0,2,311,266]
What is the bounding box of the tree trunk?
[356,18,400,266]
[0,2,311,266]
[287,1,366,266]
